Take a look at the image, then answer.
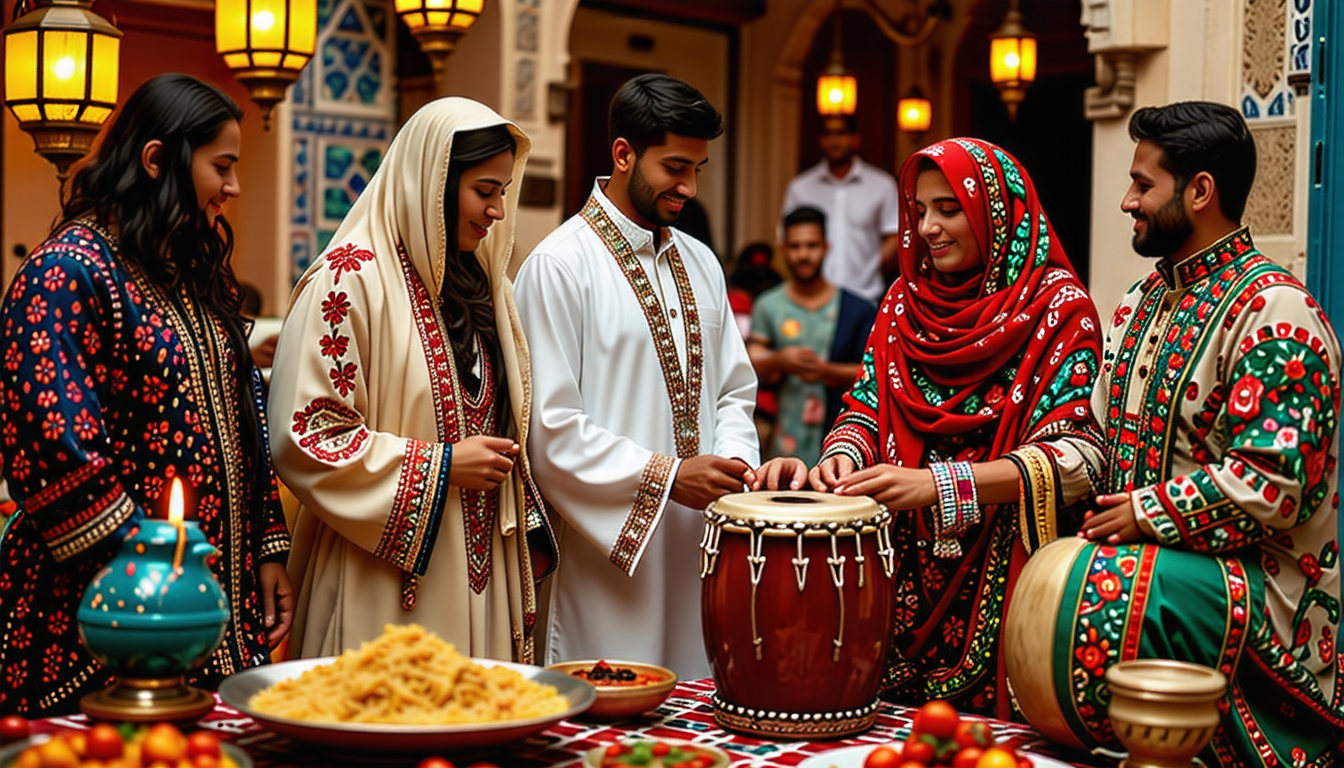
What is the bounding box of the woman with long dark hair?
[269,98,556,662]
[0,73,293,716]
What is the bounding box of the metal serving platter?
[217,656,595,754]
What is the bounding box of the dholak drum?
[700,491,895,738]
[1004,536,1250,753]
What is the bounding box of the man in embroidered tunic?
[515,75,759,679]
[1068,102,1343,764]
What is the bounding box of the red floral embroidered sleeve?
[267,243,452,575]
[1131,289,1341,553]
[0,236,141,562]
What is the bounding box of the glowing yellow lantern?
[3,0,122,181]
[394,0,484,77]
[989,0,1037,121]
[215,0,318,128]
[897,88,931,133]
[816,52,857,116]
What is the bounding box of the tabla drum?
[700,491,895,738]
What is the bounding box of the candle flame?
[169,478,184,525]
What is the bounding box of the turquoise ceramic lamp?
[77,478,230,721]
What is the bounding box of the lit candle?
[169,478,186,573]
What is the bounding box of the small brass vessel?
[1105,659,1226,768]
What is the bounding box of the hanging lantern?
[897,87,931,133]
[394,0,484,78]
[816,50,857,116]
[3,0,122,182]
[989,0,1037,121]
[215,0,317,128]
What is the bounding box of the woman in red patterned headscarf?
[754,138,1103,716]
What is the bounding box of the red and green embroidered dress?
[820,138,1105,718]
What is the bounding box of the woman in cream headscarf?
[269,98,556,662]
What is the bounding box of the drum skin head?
[708,490,881,526]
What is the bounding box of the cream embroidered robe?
[269,99,551,663]
[514,182,760,679]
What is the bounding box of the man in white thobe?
[515,74,759,680]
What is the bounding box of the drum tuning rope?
[698,516,722,577]
[828,534,846,662]
[792,535,810,592]
[748,527,766,661]
[853,527,867,589]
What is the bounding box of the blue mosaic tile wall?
[289,0,396,283]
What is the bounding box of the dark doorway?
[953,0,1094,286]
[797,10,898,175]
[565,61,657,217]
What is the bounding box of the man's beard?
[788,259,822,284]
[1132,193,1193,258]
[630,162,681,227]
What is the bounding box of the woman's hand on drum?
[807,454,856,491]
[449,435,519,490]
[832,463,937,511]
[747,457,810,491]
[1080,492,1144,544]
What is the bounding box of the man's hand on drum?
[1079,492,1145,544]
[672,454,752,509]
[833,463,938,511]
[747,457,811,491]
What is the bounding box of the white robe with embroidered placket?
[514,181,759,679]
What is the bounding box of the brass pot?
[1104,659,1226,768]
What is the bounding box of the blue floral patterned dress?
[0,221,289,716]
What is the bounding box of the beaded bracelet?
[930,462,962,558]
[950,460,981,531]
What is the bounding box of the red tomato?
[896,764,928,768]
[0,715,29,745]
[85,723,124,760]
[912,700,961,740]
[975,747,1022,768]
[416,761,455,768]
[688,759,712,768]
[194,756,222,768]
[900,737,936,766]
[952,747,985,768]
[604,744,626,757]
[862,745,903,768]
[1018,759,1034,768]
[652,742,671,757]
[953,720,994,750]
[186,730,221,760]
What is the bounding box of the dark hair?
[729,242,782,297]
[783,205,827,239]
[240,282,262,317]
[1128,101,1257,221]
[818,114,859,134]
[442,124,516,421]
[609,74,725,157]
[676,198,715,255]
[59,74,264,481]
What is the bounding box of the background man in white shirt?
[514,74,759,678]
[780,115,901,303]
